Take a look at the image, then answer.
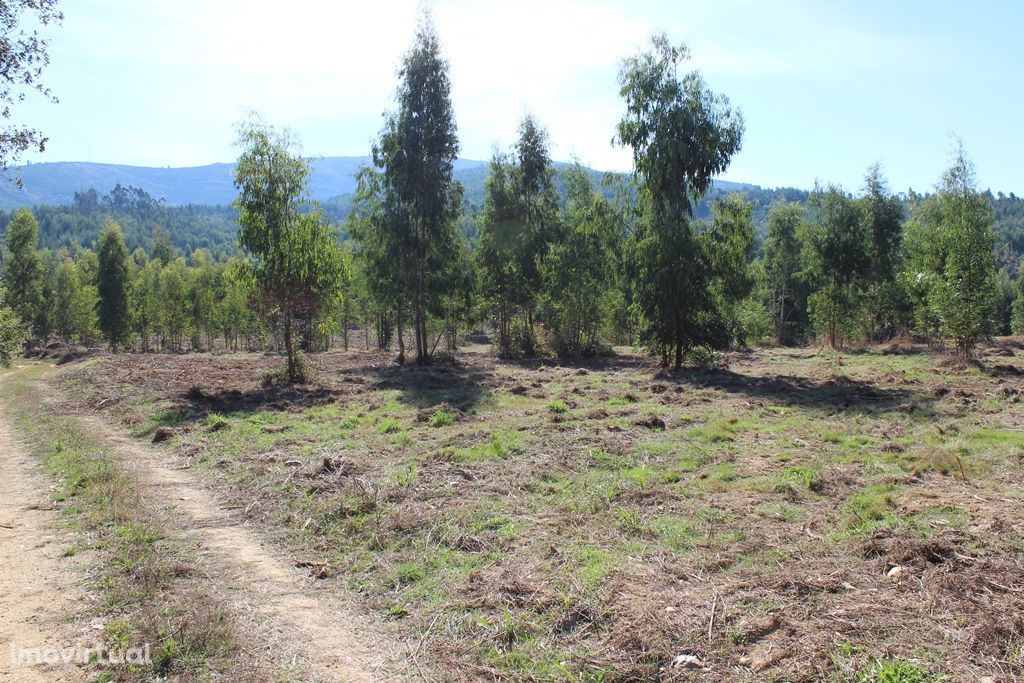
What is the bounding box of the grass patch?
[428,409,455,428]
[688,415,752,443]
[855,658,942,682]
[842,484,901,535]
[454,432,522,464]
[548,400,568,414]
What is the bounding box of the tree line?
[0,19,1012,374]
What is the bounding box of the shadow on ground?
[665,367,936,416]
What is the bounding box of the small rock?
[664,606,677,613]
[669,654,703,670]
[152,426,176,443]
[886,565,908,579]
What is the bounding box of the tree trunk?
[284,299,296,382]
[396,301,406,364]
[342,299,349,351]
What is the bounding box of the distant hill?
[0,157,759,210]
[0,157,494,209]
[0,156,807,260]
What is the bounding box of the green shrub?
[429,409,455,428]
[548,400,568,414]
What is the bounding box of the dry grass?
[57,341,1024,681]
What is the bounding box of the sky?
[14,0,1024,192]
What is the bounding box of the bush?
[428,409,455,428]
[261,350,316,386]
[0,287,28,368]
[509,319,538,358]
[548,400,568,414]
[687,346,724,368]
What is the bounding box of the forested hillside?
[5,177,1024,270]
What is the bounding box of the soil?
[1,363,415,682]
[71,411,410,682]
[0,369,87,682]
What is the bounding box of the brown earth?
[0,369,87,682]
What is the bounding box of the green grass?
[688,415,754,443]
[548,400,568,414]
[453,432,522,464]
[429,409,455,428]
[855,658,942,682]
[842,484,901,535]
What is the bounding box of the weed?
[429,409,455,428]
[394,464,418,488]
[855,658,940,682]
[843,485,899,535]
[548,400,568,414]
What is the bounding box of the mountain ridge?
[0,157,758,209]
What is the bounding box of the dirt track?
[82,411,404,682]
[1,365,410,682]
[0,370,85,682]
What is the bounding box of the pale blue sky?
[16,0,1024,192]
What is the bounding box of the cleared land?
[50,341,1024,681]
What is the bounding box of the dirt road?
[75,411,407,681]
[1,365,410,682]
[0,371,86,682]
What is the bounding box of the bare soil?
[0,369,87,682]
[76,411,409,682]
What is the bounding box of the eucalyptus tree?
[860,164,906,339]
[702,194,756,344]
[0,0,63,171]
[0,285,26,367]
[478,151,524,356]
[762,202,806,345]
[371,12,462,364]
[3,208,47,340]
[233,118,344,381]
[616,34,744,369]
[53,253,98,343]
[513,115,560,331]
[347,167,407,357]
[540,163,620,355]
[804,187,869,349]
[96,220,131,350]
[931,146,998,357]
